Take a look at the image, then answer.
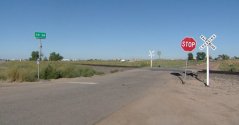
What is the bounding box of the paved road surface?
[0,69,167,125]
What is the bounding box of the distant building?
[62,59,71,61]
[120,59,126,62]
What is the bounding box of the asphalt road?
[0,69,167,125]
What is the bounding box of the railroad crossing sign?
[149,50,155,68]
[199,34,217,86]
[199,34,216,50]
[181,37,197,52]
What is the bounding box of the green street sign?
[35,32,46,39]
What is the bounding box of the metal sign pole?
[185,54,188,79]
[35,32,46,81]
[38,60,40,80]
[37,39,42,80]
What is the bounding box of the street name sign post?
[199,34,217,86]
[35,32,46,80]
[181,37,197,79]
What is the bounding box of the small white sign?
[37,59,40,64]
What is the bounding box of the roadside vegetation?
[218,60,239,72]
[1,58,238,82]
[0,61,102,82]
[0,60,198,82]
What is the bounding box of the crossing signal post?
[199,34,217,86]
[149,50,155,68]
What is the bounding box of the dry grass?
[0,61,99,82]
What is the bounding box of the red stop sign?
[181,37,196,52]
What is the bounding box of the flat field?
[0,59,238,82]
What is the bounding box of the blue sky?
[0,0,239,60]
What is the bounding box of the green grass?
[1,59,227,82]
[79,60,147,67]
[1,60,189,82]
[218,60,239,72]
[79,59,200,68]
[0,61,100,82]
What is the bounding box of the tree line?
[29,51,63,61]
[187,52,238,60]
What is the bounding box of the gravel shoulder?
[96,72,239,125]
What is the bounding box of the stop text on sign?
[181,37,196,52]
[182,41,196,48]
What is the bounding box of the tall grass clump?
[41,62,97,79]
[40,62,98,79]
[6,62,37,82]
[219,60,239,72]
[0,72,7,81]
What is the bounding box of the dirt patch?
[188,61,220,70]
[95,72,239,125]
[84,65,136,74]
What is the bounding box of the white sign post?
[149,50,155,68]
[199,34,217,86]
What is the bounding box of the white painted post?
[199,34,216,87]
[206,46,209,86]
[150,57,153,68]
[149,50,154,68]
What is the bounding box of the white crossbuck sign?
[199,34,217,50]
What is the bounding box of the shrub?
[41,65,62,79]
[140,62,148,67]
[196,52,206,60]
[80,68,96,77]
[188,53,194,60]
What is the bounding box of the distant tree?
[43,57,48,61]
[209,56,213,60]
[233,56,239,59]
[196,52,206,60]
[29,51,39,61]
[188,53,194,60]
[216,54,230,60]
[157,51,161,59]
[49,52,63,61]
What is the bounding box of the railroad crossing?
[199,34,217,86]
